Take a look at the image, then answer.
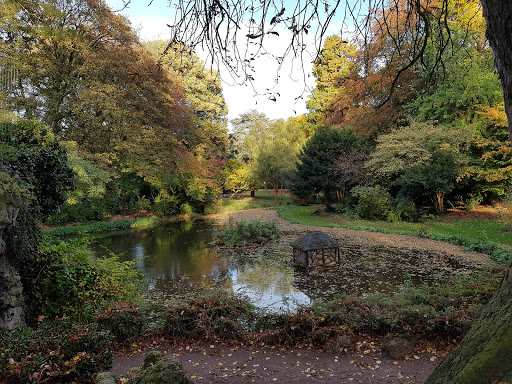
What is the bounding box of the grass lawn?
[278,205,512,261]
[217,190,293,212]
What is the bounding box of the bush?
[218,220,281,246]
[23,237,142,319]
[154,192,179,216]
[0,319,113,384]
[164,291,256,340]
[351,186,393,220]
[96,303,145,339]
[394,198,423,222]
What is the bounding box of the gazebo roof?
[291,231,341,251]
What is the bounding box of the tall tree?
[253,118,306,202]
[290,126,364,208]
[144,40,229,154]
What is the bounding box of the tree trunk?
[250,190,255,198]
[433,192,444,212]
[481,0,512,142]
[426,264,512,384]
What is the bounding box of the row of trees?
[1,0,229,221]
[281,0,511,215]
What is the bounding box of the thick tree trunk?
[481,0,512,142]
[426,264,512,384]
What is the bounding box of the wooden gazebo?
[291,231,341,267]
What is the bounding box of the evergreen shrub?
[351,186,393,220]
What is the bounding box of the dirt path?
[111,344,441,383]
[110,208,501,383]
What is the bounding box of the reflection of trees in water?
[93,222,482,307]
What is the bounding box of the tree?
[0,0,195,182]
[252,118,306,202]
[306,36,358,126]
[144,40,229,154]
[230,110,271,195]
[0,120,74,218]
[290,126,364,208]
[330,149,368,202]
[366,120,469,211]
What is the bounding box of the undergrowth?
[0,319,113,384]
[158,274,498,346]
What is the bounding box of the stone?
[324,335,353,353]
[138,356,194,384]
[382,337,415,359]
[96,372,117,384]
[142,350,165,370]
[0,197,24,331]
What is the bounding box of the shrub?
[154,193,179,216]
[351,186,393,220]
[180,202,194,216]
[23,237,142,319]
[218,220,281,246]
[394,198,423,222]
[0,319,113,384]
[164,291,256,340]
[96,303,145,339]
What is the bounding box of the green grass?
[278,205,512,262]
[216,190,293,212]
[43,217,165,236]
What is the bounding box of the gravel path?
[111,344,441,383]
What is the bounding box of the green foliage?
[43,219,132,236]
[96,303,145,339]
[218,220,281,246]
[351,186,393,220]
[23,237,141,319]
[6,207,41,272]
[0,171,30,201]
[164,290,256,340]
[0,319,113,384]
[0,120,75,218]
[398,151,461,211]
[290,126,365,206]
[393,198,424,222]
[154,192,180,216]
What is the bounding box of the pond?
[89,220,479,313]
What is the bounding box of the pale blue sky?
[106,0,348,122]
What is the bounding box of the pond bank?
[207,208,499,271]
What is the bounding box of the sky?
[106,0,345,123]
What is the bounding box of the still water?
[89,220,475,313]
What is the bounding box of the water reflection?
[89,221,478,313]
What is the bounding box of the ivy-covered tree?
[0,120,74,218]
